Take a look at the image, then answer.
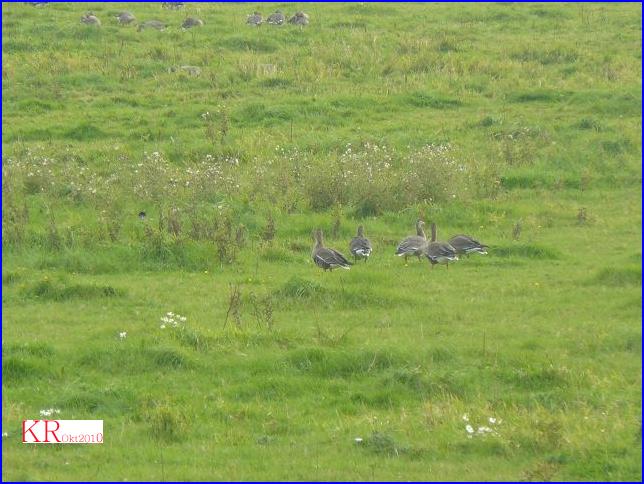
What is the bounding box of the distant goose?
[137,20,166,31]
[247,12,262,26]
[448,234,488,256]
[288,11,309,25]
[312,229,352,271]
[267,10,285,25]
[349,225,372,263]
[80,13,101,26]
[182,17,204,29]
[395,220,427,264]
[162,2,184,9]
[115,11,135,25]
[424,223,458,269]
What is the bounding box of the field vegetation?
[2,2,641,481]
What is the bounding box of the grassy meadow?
[2,1,642,481]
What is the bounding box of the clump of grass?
[224,283,242,328]
[249,292,274,331]
[142,400,188,442]
[3,357,51,384]
[591,267,641,287]
[3,341,55,358]
[359,431,419,458]
[275,276,325,299]
[168,325,209,352]
[261,213,276,244]
[493,244,560,260]
[150,347,188,369]
[2,268,27,284]
[21,277,125,301]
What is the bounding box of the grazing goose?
[424,223,458,269]
[395,220,427,264]
[288,11,309,25]
[162,2,184,9]
[312,229,352,271]
[80,13,101,26]
[182,17,204,29]
[116,11,136,25]
[448,234,488,256]
[247,12,262,26]
[137,20,166,31]
[349,225,372,263]
[267,10,285,25]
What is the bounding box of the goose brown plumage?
[424,223,458,269]
[349,225,372,263]
[395,220,426,264]
[312,229,352,271]
[448,234,488,256]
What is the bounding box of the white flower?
[119,332,127,340]
[160,324,166,329]
[489,417,496,424]
[462,414,469,422]
[39,408,61,417]
[465,425,474,434]
[354,437,363,443]
[2,432,8,438]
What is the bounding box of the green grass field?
[2,2,642,481]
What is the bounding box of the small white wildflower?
[489,417,496,424]
[462,414,469,422]
[160,324,166,329]
[119,332,127,340]
[465,424,474,434]
[354,437,363,443]
[2,432,8,438]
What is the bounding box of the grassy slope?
[2,2,642,481]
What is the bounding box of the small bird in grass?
[312,229,352,271]
[448,234,488,256]
[424,222,458,269]
[395,220,427,265]
[349,225,372,263]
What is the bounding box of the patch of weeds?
[3,357,51,384]
[405,92,462,109]
[21,277,125,301]
[493,244,560,260]
[591,267,641,287]
[358,431,423,458]
[2,269,27,284]
[3,342,55,359]
[286,347,403,377]
[275,276,325,299]
[168,325,210,352]
[140,399,188,442]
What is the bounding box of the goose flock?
[312,221,488,272]
[68,4,310,30]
